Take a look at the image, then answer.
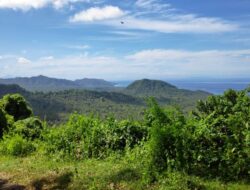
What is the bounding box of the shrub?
[144,99,186,181]
[189,89,250,180]
[0,134,35,156]
[1,94,32,121]
[144,90,250,181]
[13,117,43,140]
[0,108,14,138]
[0,108,8,138]
[43,114,147,159]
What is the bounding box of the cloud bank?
[1,49,250,80]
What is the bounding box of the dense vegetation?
[0,79,210,122]
[0,88,249,189]
[0,84,145,122]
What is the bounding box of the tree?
[0,108,8,138]
[1,94,33,121]
[191,89,250,179]
[13,117,43,140]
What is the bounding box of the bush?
[0,91,248,182]
[13,117,43,140]
[0,134,35,156]
[43,114,147,159]
[144,90,250,181]
[189,89,250,180]
[144,99,186,181]
[1,94,32,121]
[0,108,8,138]
[0,108,14,138]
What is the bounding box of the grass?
[0,154,249,190]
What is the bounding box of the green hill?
[125,79,177,95]
[0,84,144,122]
[0,75,115,92]
[124,79,210,109]
[0,79,211,122]
[74,78,115,89]
[0,84,28,97]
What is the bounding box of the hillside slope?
[74,78,115,89]
[123,79,211,108]
[0,84,144,122]
[125,79,177,95]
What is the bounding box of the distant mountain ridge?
[75,78,115,88]
[0,79,211,122]
[0,75,115,92]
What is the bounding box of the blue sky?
[0,0,250,80]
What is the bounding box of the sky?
[0,0,250,80]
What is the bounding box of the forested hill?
[0,84,28,97]
[124,79,178,96]
[0,84,144,122]
[123,79,211,108]
[74,78,115,89]
[0,75,115,92]
[0,79,211,122]
[124,79,210,97]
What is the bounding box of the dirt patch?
[0,178,26,190]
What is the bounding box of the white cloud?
[1,49,250,80]
[0,0,48,10]
[127,49,250,62]
[70,4,237,33]
[53,0,91,9]
[126,49,250,78]
[0,0,89,11]
[107,14,237,33]
[17,57,31,64]
[70,6,126,22]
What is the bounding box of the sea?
[113,79,250,95]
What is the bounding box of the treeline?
[0,89,249,182]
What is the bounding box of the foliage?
[13,117,43,140]
[0,93,42,139]
[144,89,250,181]
[0,134,35,156]
[189,89,250,180]
[0,89,249,183]
[144,99,187,181]
[1,94,33,121]
[43,114,147,159]
[0,108,8,138]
